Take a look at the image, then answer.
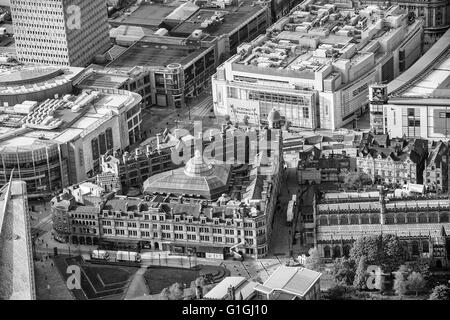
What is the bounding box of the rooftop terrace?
[170,0,267,37]
[109,0,185,29]
[232,1,409,76]
[107,39,209,68]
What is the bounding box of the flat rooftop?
[107,39,209,68]
[0,65,84,95]
[170,0,265,37]
[0,90,141,151]
[77,71,130,89]
[232,2,409,76]
[0,181,35,300]
[109,2,178,29]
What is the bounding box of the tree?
[409,259,431,280]
[322,284,354,300]
[304,248,325,272]
[353,256,368,290]
[406,272,427,296]
[342,172,372,190]
[349,234,406,273]
[160,282,185,300]
[332,257,356,286]
[393,265,411,297]
[379,234,407,273]
[350,236,379,263]
[160,287,170,300]
[429,285,450,300]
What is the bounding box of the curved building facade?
[0,66,85,107]
[0,140,68,198]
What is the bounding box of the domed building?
[143,151,231,200]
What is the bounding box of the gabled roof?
[258,266,321,298]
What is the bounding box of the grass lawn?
[83,264,134,287]
[55,256,139,300]
[143,267,200,294]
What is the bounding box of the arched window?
[407,213,417,224]
[324,246,331,258]
[429,212,438,223]
[350,215,359,224]
[339,215,349,225]
[371,214,380,224]
[319,216,328,226]
[422,241,429,253]
[361,214,370,224]
[396,213,406,224]
[418,213,427,223]
[343,245,351,258]
[385,214,395,224]
[330,215,338,225]
[412,241,419,256]
[333,246,341,258]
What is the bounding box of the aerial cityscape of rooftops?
[0,0,449,305]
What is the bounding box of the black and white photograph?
[0,0,449,312]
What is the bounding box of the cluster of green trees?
[330,234,408,288]
[429,285,450,300]
[160,277,212,300]
[312,234,445,299]
[339,172,373,191]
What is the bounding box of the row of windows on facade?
[17,58,69,65]
[317,212,450,225]
[100,213,258,228]
[362,168,414,178]
[322,240,432,259]
[17,51,69,59]
[17,45,68,52]
[100,220,259,235]
[99,228,255,244]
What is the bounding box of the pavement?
[140,90,219,141]
[124,262,151,300]
[34,256,73,300]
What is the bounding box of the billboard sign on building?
[369,84,388,103]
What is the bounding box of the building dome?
[144,150,232,200]
[268,108,281,123]
[184,150,215,177]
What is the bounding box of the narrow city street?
[268,168,300,258]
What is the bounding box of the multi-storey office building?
[373,27,450,140]
[314,190,450,268]
[213,1,423,130]
[96,0,272,108]
[10,0,111,67]
[0,88,142,198]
